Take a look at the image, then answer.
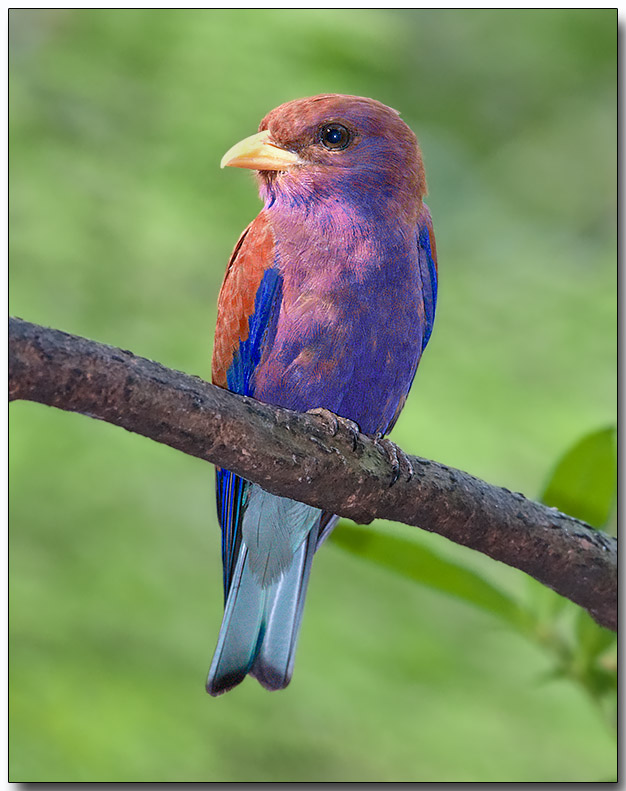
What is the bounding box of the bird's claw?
[306,407,360,451]
[374,435,414,486]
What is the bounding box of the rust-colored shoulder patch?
[212,212,276,388]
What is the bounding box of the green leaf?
[541,426,616,529]
[331,523,528,629]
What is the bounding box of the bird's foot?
[374,434,414,486]
[306,407,360,451]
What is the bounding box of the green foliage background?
[9,9,616,782]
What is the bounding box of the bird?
[207,94,438,696]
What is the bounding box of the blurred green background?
[9,9,616,782]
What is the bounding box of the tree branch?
[9,317,617,631]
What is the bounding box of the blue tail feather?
[250,523,319,690]
[207,486,323,696]
[206,546,266,696]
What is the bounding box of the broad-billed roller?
[207,94,437,695]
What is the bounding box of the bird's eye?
[319,123,351,151]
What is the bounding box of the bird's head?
[221,94,427,223]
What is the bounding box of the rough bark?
[9,317,617,631]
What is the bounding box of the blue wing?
[380,203,438,436]
[417,203,438,352]
[215,255,284,596]
[225,266,283,398]
[215,469,247,597]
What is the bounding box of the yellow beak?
[220,130,303,171]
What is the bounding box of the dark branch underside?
[9,317,617,631]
